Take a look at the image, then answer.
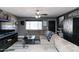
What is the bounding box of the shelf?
[0,19,9,22]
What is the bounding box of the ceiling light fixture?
[35,10,41,19]
[36,10,40,14]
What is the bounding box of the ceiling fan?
[35,10,41,19]
[35,10,48,19]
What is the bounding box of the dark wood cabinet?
[0,33,18,52]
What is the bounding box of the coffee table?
[23,35,40,48]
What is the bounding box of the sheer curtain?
[26,21,42,30]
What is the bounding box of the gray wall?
[17,17,57,36]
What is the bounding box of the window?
[25,21,42,30]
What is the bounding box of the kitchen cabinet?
[0,32,18,52]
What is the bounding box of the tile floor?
[4,35,57,52]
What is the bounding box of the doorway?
[48,21,55,32]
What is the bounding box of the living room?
[0,7,79,52]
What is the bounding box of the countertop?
[0,32,17,40]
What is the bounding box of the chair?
[23,37,28,48]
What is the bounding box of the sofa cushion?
[45,31,54,41]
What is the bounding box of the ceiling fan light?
[36,11,40,15]
[38,15,41,18]
[35,15,39,19]
[35,10,41,19]
[35,15,41,19]
[36,10,40,14]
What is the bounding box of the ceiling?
[0,7,77,17]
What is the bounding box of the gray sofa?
[50,34,79,52]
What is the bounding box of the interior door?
[48,21,55,32]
